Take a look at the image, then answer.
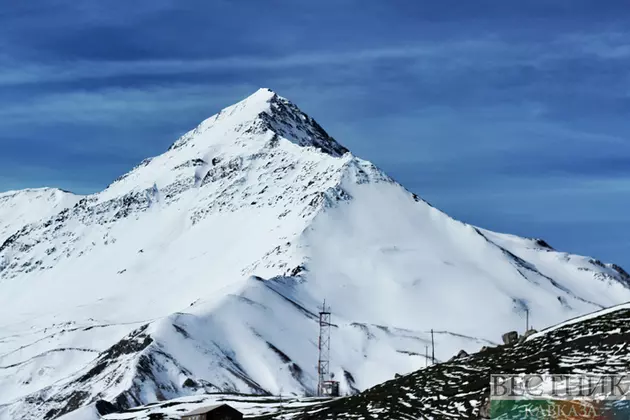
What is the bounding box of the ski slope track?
[0,88,628,420]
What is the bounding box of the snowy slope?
[1,88,629,420]
[0,188,80,245]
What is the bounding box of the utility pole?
[525,308,530,332]
[425,345,429,368]
[278,386,285,420]
[431,329,435,365]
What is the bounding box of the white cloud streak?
[2,30,628,87]
[0,36,595,86]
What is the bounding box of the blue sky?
[1,1,629,268]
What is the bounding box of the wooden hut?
[180,404,243,420]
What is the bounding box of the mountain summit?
[1,89,629,420]
[168,88,348,156]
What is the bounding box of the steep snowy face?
[1,89,630,420]
[0,89,353,285]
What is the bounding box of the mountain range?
[1,88,629,420]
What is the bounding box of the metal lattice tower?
[317,300,332,396]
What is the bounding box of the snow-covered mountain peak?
[234,87,278,113]
[165,87,347,157]
[101,88,351,202]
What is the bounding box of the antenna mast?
[318,300,332,396]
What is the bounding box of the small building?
[320,380,340,397]
[180,404,243,420]
[501,330,519,345]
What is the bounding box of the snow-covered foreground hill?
[1,88,629,420]
[281,302,630,419]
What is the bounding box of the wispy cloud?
[0,84,255,124]
[3,33,628,86]
[0,41,490,86]
[559,31,630,59]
